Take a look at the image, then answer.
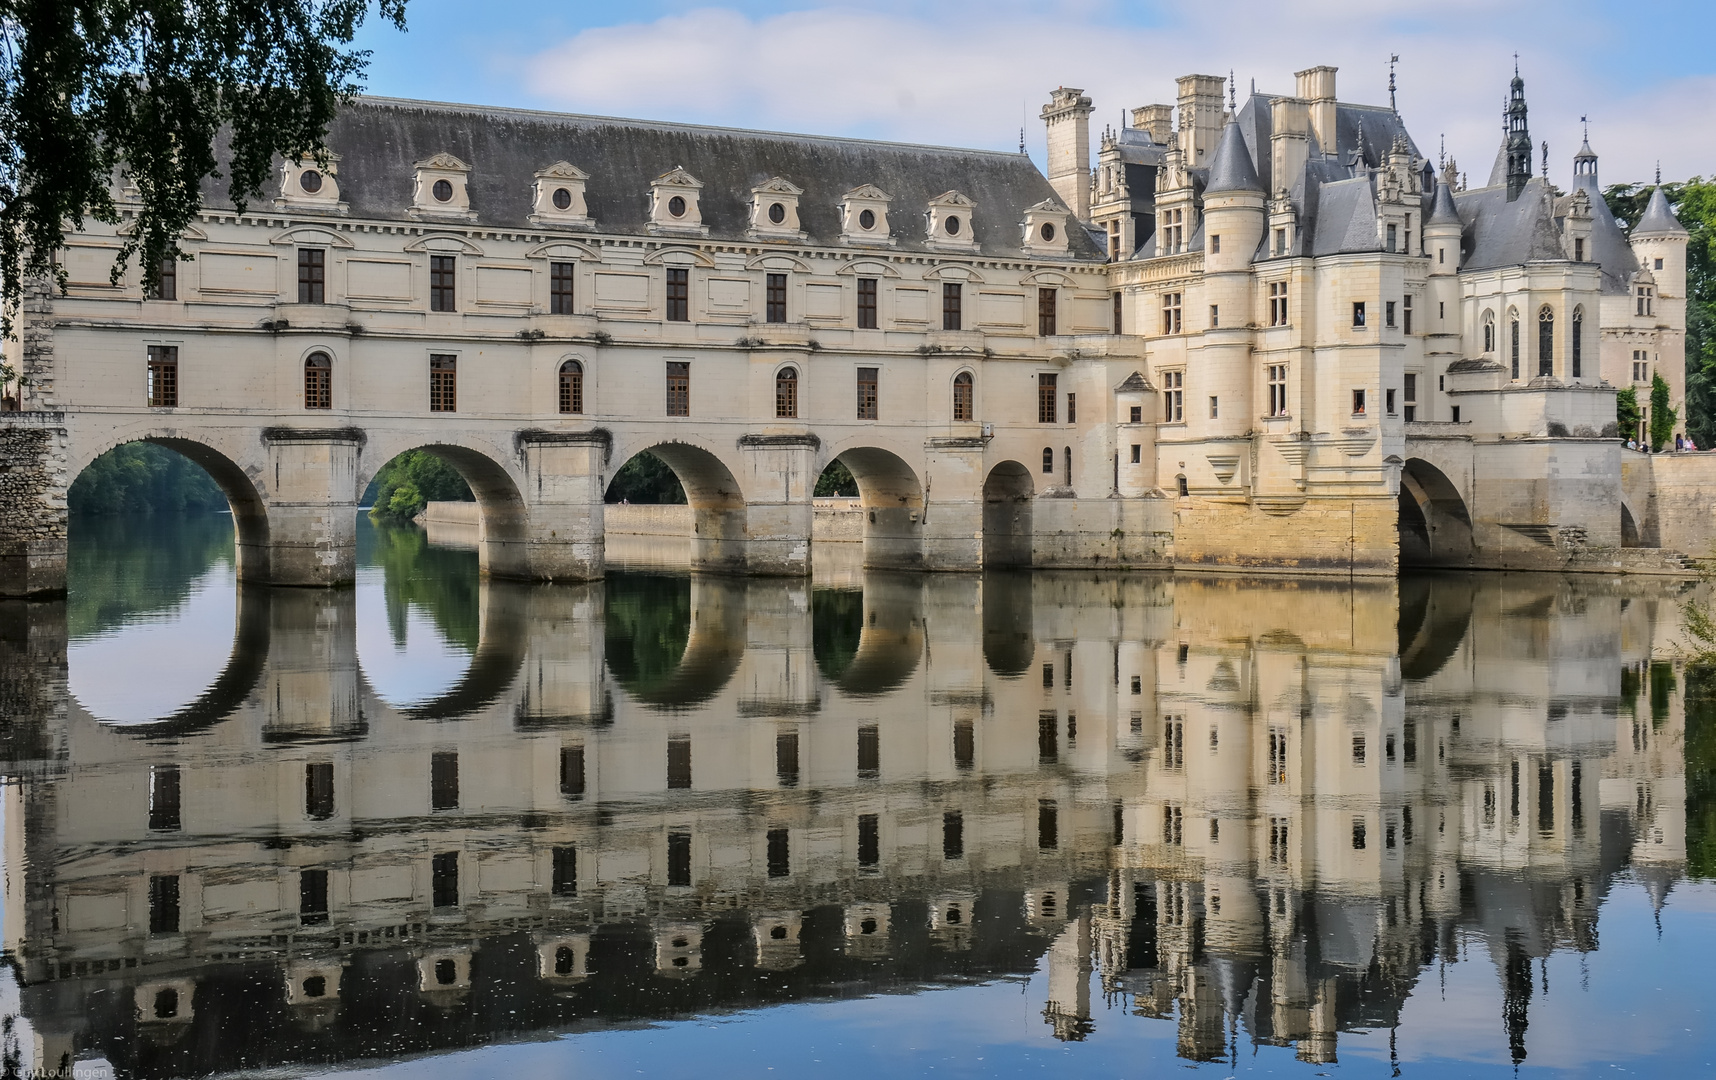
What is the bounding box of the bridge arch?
[982,460,1035,567]
[360,436,531,579]
[606,435,748,572]
[823,438,924,569]
[1398,458,1474,568]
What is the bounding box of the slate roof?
[1635,185,1688,236]
[1455,179,1569,273]
[211,96,1105,261]
[1205,120,1261,194]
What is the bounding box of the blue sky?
[351,1,1714,186]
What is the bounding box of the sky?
[351,0,1712,189]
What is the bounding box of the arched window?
[775,366,798,419]
[1042,447,1054,474]
[1572,306,1584,379]
[1538,305,1554,377]
[558,359,583,414]
[304,352,331,410]
[952,371,973,421]
[1482,311,1495,353]
[1508,309,1520,380]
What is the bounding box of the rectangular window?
[1274,227,1287,256]
[1209,304,1219,328]
[429,255,456,311]
[1352,734,1368,764]
[552,847,577,896]
[1386,223,1398,252]
[1066,392,1076,424]
[1210,234,1221,254]
[1574,238,1585,262]
[1385,300,1396,328]
[431,751,459,811]
[298,248,325,304]
[1352,301,1367,328]
[766,272,787,323]
[857,277,878,328]
[1267,364,1288,417]
[150,875,180,934]
[667,735,692,789]
[1038,710,1058,762]
[429,354,456,412]
[155,255,177,301]
[550,261,575,314]
[147,345,179,408]
[300,869,329,924]
[943,811,964,860]
[767,827,790,877]
[1352,389,1366,416]
[1386,388,1397,414]
[1162,803,1183,846]
[1269,818,1289,865]
[857,725,880,779]
[1129,405,1142,423]
[1161,292,1182,334]
[1112,292,1123,333]
[1353,818,1367,850]
[1037,373,1058,423]
[431,851,459,908]
[560,744,586,799]
[149,765,181,831]
[1403,295,1413,333]
[1163,716,1184,770]
[665,360,690,417]
[1268,726,1288,785]
[856,367,879,420]
[942,283,962,330]
[775,729,799,789]
[1269,281,1288,326]
[666,267,689,321]
[953,720,975,769]
[1038,287,1057,335]
[1130,443,1141,463]
[305,762,335,820]
[667,832,692,886]
[1162,370,1183,422]
[1038,799,1059,850]
[858,813,880,867]
[1208,396,1218,420]
[1655,256,1664,271]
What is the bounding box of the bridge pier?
[261,429,362,587]
[0,416,69,598]
[518,431,608,581]
[922,438,986,571]
[736,434,817,576]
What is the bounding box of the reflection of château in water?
[0,569,1690,1074]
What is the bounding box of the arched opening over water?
[982,460,1034,568]
[362,443,529,578]
[605,441,747,572]
[1398,458,1474,568]
[603,573,743,709]
[1621,503,1644,548]
[981,571,1035,677]
[826,446,924,569]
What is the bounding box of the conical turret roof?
[1428,177,1462,227]
[1634,185,1688,236]
[1205,119,1261,194]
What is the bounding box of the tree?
[605,452,686,504]
[1617,385,1642,442]
[815,459,859,497]
[0,1,408,339]
[368,450,471,522]
[1650,371,1677,451]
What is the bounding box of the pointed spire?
[1429,175,1462,227]
[1635,184,1688,236]
[1228,70,1237,112]
[1205,118,1261,194]
[1389,53,1399,112]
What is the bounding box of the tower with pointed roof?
[1500,66,1532,201]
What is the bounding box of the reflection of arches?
[604,573,743,710]
[1621,503,1641,548]
[1397,574,1474,680]
[830,573,922,697]
[1398,458,1473,568]
[395,580,530,721]
[982,461,1034,568]
[361,441,531,579]
[981,570,1034,676]
[831,446,923,570]
[610,440,747,572]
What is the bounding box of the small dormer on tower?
[1375,134,1416,253]
[410,153,476,221]
[1021,199,1071,257]
[648,166,708,237]
[530,162,594,229]
[1562,187,1594,263]
[925,191,978,252]
[838,184,894,246]
[749,176,807,242]
[278,154,347,214]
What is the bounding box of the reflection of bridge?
[0,568,1693,1073]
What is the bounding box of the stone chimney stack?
[1041,87,1094,221]
[1131,104,1174,147]
[1176,74,1227,166]
[1270,97,1310,194]
[1294,66,1338,154]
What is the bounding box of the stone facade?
[0,65,1705,592]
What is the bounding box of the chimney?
[1176,74,1226,165]
[1041,87,1094,221]
[1293,66,1338,155]
[1270,97,1310,194]
[1131,104,1174,147]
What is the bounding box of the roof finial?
[1389,54,1399,113]
[1228,70,1237,113]
[1439,133,1446,171]
[1514,52,1519,77]
[1657,160,1662,185]
[1019,125,1026,155]
[1581,114,1588,140]
[1541,140,1548,179]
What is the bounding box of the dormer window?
[1021,199,1070,257]
[649,167,706,235]
[530,162,593,229]
[301,171,324,194]
[410,153,475,221]
[669,196,685,217]
[432,179,453,202]
[926,191,978,251]
[553,189,571,210]
[946,216,961,235]
[860,210,876,229]
[840,185,894,246]
[276,154,346,213]
[749,177,805,240]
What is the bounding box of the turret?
[1632,185,1689,295]
[1202,118,1265,273]
[1425,173,1462,275]
[1041,88,1094,222]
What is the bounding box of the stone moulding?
[516,428,612,451]
[261,427,366,445]
[737,433,820,450]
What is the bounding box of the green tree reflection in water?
[1686,667,1716,877]
[66,513,233,638]
[813,588,862,681]
[359,520,478,654]
[604,574,693,704]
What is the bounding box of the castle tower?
[1504,68,1532,200]
[1198,119,1264,438]
[1041,87,1094,222]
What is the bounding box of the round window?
[945,215,961,236]
[768,202,786,224]
[1040,222,1056,242]
[300,170,323,194]
[859,208,876,230]
[668,195,686,218]
[552,187,572,210]
[432,178,453,202]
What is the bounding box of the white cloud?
[521,2,1712,185]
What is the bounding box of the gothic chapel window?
[1538,306,1554,377]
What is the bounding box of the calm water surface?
[3,512,1714,1078]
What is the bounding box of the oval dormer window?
[1040,222,1056,242]
[668,195,686,218]
[300,170,323,195]
[945,215,961,236]
[768,202,786,225]
[552,187,572,210]
[432,179,453,202]
[859,209,876,230]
